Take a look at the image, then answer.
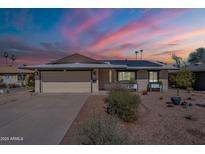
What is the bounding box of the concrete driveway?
[0,92,89,145]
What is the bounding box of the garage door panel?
[42,82,91,93]
[41,71,91,93]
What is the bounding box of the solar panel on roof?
[100,60,162,67]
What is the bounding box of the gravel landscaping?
[61,89,205,145]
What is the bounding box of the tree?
[11,54,16,65]
[25,74,35,90]
[175,69,195,95]
[188,48,205,64]
[3,51,8,65]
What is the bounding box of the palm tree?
[3,51,8,65]
[188,48,205,64]
[172,53,183,68]
[11,54,16,65]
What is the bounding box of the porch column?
[159,70,168,91]
[109,69,112,83]
[92,69,99,92]
[34,70,41,93]
[137,70,148,91]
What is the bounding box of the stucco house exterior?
[20,53,177,93]
[0,66,34,87]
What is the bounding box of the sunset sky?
[0,8,205,65]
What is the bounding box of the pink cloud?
[114,26,181,48]
[61,27,78,45]
[162,27,205,45]
[82,26,181,61]
[15,57,51,65]
[60,9,113,45]
[88,9,187,51]
[141,27,205,53]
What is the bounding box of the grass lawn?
[61,89,205,145]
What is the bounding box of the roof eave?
[127,67,179,70]
[19,65,127,70]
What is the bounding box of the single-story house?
[20,53,177,93]
[0,66,34,87]
[185,63,205,91]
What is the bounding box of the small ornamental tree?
[25,74,35,90]
[175,69,195,95]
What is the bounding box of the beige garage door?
[41,71,91,93]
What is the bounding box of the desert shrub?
[105,89,141,122]
[72,115,138,145]
[106,82,128,91]
[25,74,35,89]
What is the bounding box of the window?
[118,72,135,81]
[17,74,25,81]
[149,71,158,82]
[92,71,97,83]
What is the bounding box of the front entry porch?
[97,69,168,92]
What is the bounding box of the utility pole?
[135,51,139,60]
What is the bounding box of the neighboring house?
[20,53,177,93]
[185,63,205,91]
[0,66,34,87]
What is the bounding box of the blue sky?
[0,8,205,64]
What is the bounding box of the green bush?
[72,115,138,145]
[25,74,35,89]
[105,89,141,122]
[175,69,195,89]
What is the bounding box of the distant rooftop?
[0,66,34,74]
[185,63,205,72]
